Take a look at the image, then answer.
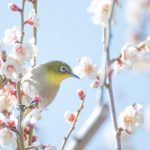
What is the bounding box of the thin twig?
[102,1,121,150]
[60,99,85,150]
[110,54,121,64]
[20,0,25,43]
[17,1,26,149]
[17,81,25,150]
[32,0,38,67]
[28,126,33,146]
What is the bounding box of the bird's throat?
[45,72,70,86]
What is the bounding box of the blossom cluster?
[87,0,119,27]
[119,103,144,133]
[113,35,150,73]
[0,1,54,149]
[74,57,105,89]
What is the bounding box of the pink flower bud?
[68,113,75,122]
[64,111,76,123]
[24,18,34,26]
[8,3,21,12]
[9,90,17,96]
[6,121,15,128]
[32,135,37,143]
[77,89,86,100]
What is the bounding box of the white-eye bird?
[21,61,79,108]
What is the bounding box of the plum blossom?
[8,3,21,12]
[90,69,105,88]
[64,111,77,124]
[74,57,98,79]
[0,113,17,148]
[113,36,150,73]
[22,109,41,127]
[25,9,40,28]
[2,26,21,45]
[119,103,144,133]
[11,40,38,63]
[0,96,15,113]
[77,89,86,100]
[121,43,139,68]
[87,0,116,27]
[0,128,17,148]
[1,57,24,82]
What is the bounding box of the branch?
[65,104,108,150]
[16,81,25,150]
[32,0,38,67]
[60,99,85,150]
[20,0,25,43]
[103,1,121,150]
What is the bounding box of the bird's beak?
[70,72,80,79]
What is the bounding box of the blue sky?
[0,0,150,150]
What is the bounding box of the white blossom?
[90,69,105,88]
[11,41,38,63]
[87,0,116,27]
[26,9,40,28]
[121,43,139,68]
[113,36,150,73]
[1,57,24,82]
[119,103,144,133]
[2,26,21,45]
[74,57,98,79]
[0,96,15,112]
[22,109,41,127]
[0,128,17,148]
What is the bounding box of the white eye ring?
[60,66,67,73]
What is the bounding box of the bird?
[21,60,79,108]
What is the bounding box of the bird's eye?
[60,66,68,73]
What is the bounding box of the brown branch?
[20,0,25,43]
[16,81,25,150]
[60,99,85,150]
[32,0,38,67]
[65,104,108,150]
[102,1,121,150]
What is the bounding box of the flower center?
[16,46,25,55]
[83,64,93,75]
[7,65,15,73]
[102,4,109,14]
[124,115,135,124]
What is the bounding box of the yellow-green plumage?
[21,60,79,108]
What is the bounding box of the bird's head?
[44,61,79,85]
